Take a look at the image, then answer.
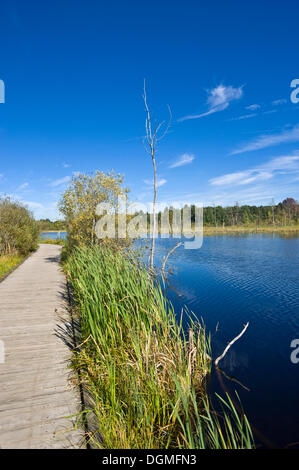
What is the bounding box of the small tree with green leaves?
[58,170,128,249]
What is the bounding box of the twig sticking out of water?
[214,322,249,367]
[161,241,183,274]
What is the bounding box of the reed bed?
[65,245,254,449]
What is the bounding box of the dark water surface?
[137,234,299,448]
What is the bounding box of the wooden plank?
[0,244,83,449]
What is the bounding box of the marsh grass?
[203,224,299,235]
[66,246,254,449]
[157,223,299,235]
[0,253,25,280]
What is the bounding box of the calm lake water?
[137,234,299,448]
[40,231,67,240]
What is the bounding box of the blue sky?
[0,0,299,219]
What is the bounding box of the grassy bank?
[39,229,66,233]
[203,224,299,235]
[0,254,26,280]
[65,245,254,449]
[156,224,299,236]
[39,238,65,246]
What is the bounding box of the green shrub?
[0,197,39,255]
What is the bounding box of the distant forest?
[37,219,66,231]
[156,198,299,227]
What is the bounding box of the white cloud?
[228,113,258,122]
[245,104,261,111]
[272,98,287,106]
[17,182,29,191]
[62,162,70,168]
[230,125,299,155]
[210,170,273,186]
[170,153,195,168]
[50,176,71,187]
[210,155,299,186]
[262,155,299,170]
[144,178,167,188]
[22,200,44,209]
[178,84,243,122]
[263,109,277,115]
[24,201,60,220]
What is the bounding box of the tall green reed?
[66,245,254,449]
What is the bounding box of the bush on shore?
[0,197,39,255]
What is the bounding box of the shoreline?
[202,225,299,235]
[151,225,299,236]
[39,230,66,233]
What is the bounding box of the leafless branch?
[214,322,249,367]
[162,241,183,274]
[142,79,172,273]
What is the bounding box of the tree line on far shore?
[153,198,299,228]
[36,218,66,231]
[37,196,299,235]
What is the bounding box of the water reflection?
[136,233,299,448]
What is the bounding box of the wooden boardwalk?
[0,244,83,449]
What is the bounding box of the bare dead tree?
[271,198,275,225]
[142,80,172,274]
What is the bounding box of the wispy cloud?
[22,200,44,209]
[210,155,299,186]
[17,182,29,191]
[144,178,167,188]
[21,200,61,220]
[178,84,243,122]
[263,109,277,115]
[210,170,273,186]
[50,175,71,187]
[169,153,195,168]
[230,125,299,155]
[272,98,287,106]
[228,113,258,122]
[62,162,70,168]
[245,104,261,111]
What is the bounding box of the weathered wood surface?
[0,244,83,448]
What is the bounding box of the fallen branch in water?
[162,241,183,274]
[214,322,249,367]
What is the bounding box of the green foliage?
[0,253,25,280]
[0,197,39,255]
[36,218,66,231]
[58,170,128,249]
[66,246,254,449]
